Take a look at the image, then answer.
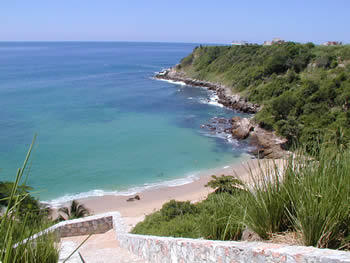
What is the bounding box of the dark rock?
[126,195,141,202]
[241,228,262,241]
[218,118,227,124]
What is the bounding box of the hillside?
[170,43,350,149]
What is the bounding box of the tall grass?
[285,148,350,248]
[197,193,244,240]
[243,145,350,249]
[242,161,291,239]
[0,136,59,262]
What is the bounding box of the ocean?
[0,42,249,206]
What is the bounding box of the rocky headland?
[155,68,288,159]
[156,67,260,113]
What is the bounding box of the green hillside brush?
[177,43,350,150]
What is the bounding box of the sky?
[1,0,349,44]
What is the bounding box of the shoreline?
[55,158,285,230]
[44,154,251,208]
[155,67,260,113]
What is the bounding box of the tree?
[0,181,49,221]
[205,175,245,194]
[58,200,90,221]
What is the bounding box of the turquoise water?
[0,42,249,204]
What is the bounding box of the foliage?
[205,175,245,194]
[177,43,350,150]
[132,196,245,240]
[0,136,59,263]
[58,200,90,221]
[160,199,198,221]
[131,211,200,238]
[0,181,50,223]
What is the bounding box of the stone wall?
[58,214,113,237]
[114,213,350,263]
[24,212,118,242]
[116,233,350,263]
[25,212,350,262]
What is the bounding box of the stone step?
[59,230,145,263]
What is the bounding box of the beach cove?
[0,42,251,206]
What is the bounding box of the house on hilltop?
[322,41,342,46]
[263,38,285,46]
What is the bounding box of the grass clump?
[285,148,350,248]
[197,192,244,240]
[243,161,292,239]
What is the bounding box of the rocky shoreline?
[155,68,289,159]
[156,67,260,113]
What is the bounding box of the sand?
[57,158,285,230]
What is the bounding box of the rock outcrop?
[231,117,288,159]
[156,68,260,114]
[156,68,289,159]
[230,117,254,140]
[201,116,288,159]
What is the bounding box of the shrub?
[160,200,198,221]
[205,175,245,194]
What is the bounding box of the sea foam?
[43,172,200,208]
[156,78,187,86]
[199,92,224,108]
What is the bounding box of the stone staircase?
[59,230,145,263]
[32,212,349,263]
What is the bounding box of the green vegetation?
[132,194,244,240]
[58,200,90,221]
[0,181,50,223]
[176,43,350,149]
[204,175,245,194]
[0,137,59,262]
[132,141,350,250]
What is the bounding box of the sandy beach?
[59,158,285,230]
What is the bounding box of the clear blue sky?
[1,0,349,44]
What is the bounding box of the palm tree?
[58,200,90,221]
